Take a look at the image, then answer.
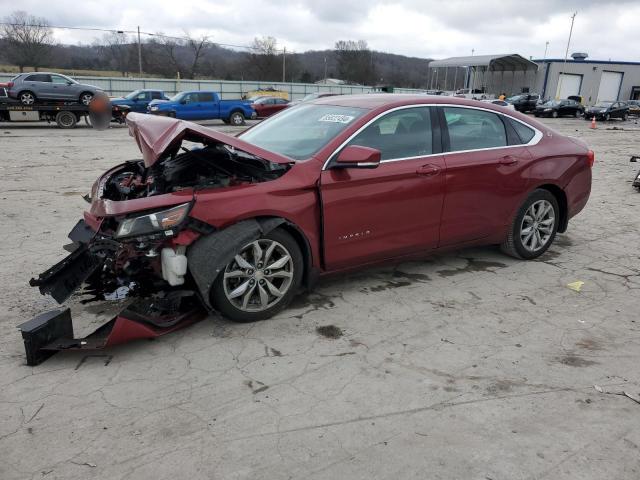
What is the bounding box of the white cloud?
[5,0,639,61]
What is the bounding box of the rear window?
[197,92,214,102]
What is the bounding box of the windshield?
[594,102,612,108]
[239,104,367,160]
[170,92,185,102]
[506,95,523,102]
[543,100,560,106]
[125,89,142,99]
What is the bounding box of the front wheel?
[575,110,582,118]
[79,92,94,105]
[605,114,611,121]
[501,189,559,260]
[210,229,303,322]
[623,113,628,121]
[551,110,559,118]
[229,111,246,126]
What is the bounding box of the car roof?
[312,93,549,130]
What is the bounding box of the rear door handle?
[499,155,518,165]
[416,164,441,176]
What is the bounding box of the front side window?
[51,75,70,85]
[443,107,507,151]
[345,107,433,160]
[151,91,163,100]
[136,92,149,101]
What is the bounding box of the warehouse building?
[429,53,640,104]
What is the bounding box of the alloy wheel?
[20,92,35,105]
[231,113,244,125]
[519,200,555,253]
[222,239,294,312]
[80,93,93,105]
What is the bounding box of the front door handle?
[416,164,441,177]
[499,155,518,165]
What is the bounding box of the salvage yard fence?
[0,73,428,100]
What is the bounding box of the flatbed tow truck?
[0,86,92,128]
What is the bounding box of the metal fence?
[0,73,427,100]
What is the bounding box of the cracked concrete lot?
[1,116,639,480]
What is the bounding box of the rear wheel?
[19,91,36,105]
[575,110,582,118]
[210,229,303,322]
[229,111,245,126]
[55,111,77,129]
[501,189,559,260]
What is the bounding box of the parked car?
[7,72,101,105]
[32,95,592,323]
[584,101,629,121]
[147,91,256,125]
[506,93,540,112]
[111,89,170,113]
[626,99,640,117]
[251,96,290,118]
[534,99,584,118]
[482,99,515,110]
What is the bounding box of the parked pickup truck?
[111,89,170,113]
[147,91,256,125]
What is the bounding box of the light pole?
[282,46,286,83]
[556,12,577,99]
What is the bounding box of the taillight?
[587,150,595,168]
[7,82,13,88]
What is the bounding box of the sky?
[5,0,640,61]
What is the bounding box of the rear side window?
[197,92,214,102]
[25,74,51,82]
[508,118,536,144]
[443,107,507,151]
[347,107,433,160]
[151,91,163,100]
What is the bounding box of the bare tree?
[334,40,376,85]
[0,11,54,72]
[99,32,133,76]
[247,36,280,81]
[185,33,209,79]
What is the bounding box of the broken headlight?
[116,203,190,238]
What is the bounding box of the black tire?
[79,92,94,106]
[55,111,77,129]
[605,113,611,121]
[575,110,582,118]
[210,228,304,322]
[551,110,559,118]
[18,90,36,105]
[168,111,176,118]
[501,189,560,260]
[222,118,231,124]
[623,113,628,121]
[229,111,245,126]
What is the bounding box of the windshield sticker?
[318,114,355,124]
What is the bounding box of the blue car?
[147,91,256,125]
[111,89,170,113]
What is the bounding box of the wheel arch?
[186,216,316,310]
[535,183,568,232]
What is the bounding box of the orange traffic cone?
[590,116,597,129]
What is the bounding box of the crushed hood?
[126,113,292,168]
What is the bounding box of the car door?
[50,74,72,100]
[179,93,199,119]
[438,106,533,246]
[133,91,151,112]
[25,74,53,99]
[320,106,446,270]
[193,92,216,119]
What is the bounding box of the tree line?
[0,10,436,88]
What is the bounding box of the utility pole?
[543,41,549,61]
[137,26,142,76]
[282,46,286,83]
[556,12,577,99]
[323,56,327,82]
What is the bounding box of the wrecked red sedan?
[25,95,592,364]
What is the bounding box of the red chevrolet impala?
[32,95,592,323]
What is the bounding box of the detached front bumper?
[23,219,206,365]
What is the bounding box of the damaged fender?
[187,217,286,309]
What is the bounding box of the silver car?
[8,72,101,105]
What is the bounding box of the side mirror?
[334,145,381,169]
[66,81,73,85]
[180,99,187,104]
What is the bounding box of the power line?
[0,22,287,53]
